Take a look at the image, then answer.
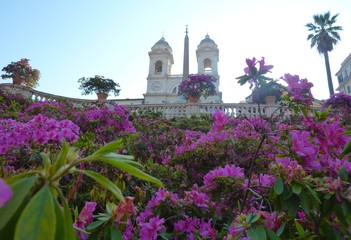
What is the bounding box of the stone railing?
[127,102,285,118]
[0,83,286,118]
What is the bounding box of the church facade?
[143,29,222,104]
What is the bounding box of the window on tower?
[204,58,212,73]
[155,60,163,73]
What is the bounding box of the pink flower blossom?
[281,73,314,105]
[258,57,273,72]
[78,201,96,224]
[184,184,210,208]
[244,57,257,74]
[139,216,165,240]
[178,74,217,98]
[291,130,320,170]
[74,201,97,240]
[0,178,12,207]
[211,109,229,131]
[115,196,137,224]
[204,164,245,189]
[241,57,273,88]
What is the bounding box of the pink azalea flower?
[291,130,320,170]
[139,216,165,240]
[281,73,314,105]
[244,57,257,74]
[115,196,137,224]
[74,201,97,240]
[79,201,97,224]
[211,109,229,131]
[258,57,273,72]
[0,178,12,207]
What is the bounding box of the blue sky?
[1,0,350,103]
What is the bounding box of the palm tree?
[306,11,343,96]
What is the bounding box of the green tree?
[306,11,342,96]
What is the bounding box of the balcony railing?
[0,83,286,118]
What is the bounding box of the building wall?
[336,53,351,94]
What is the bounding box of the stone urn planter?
[178,74,217,103]
[12,77,25,85]
[188,95,200,103]
[97,92,108,101]
[264,95,276,104]
[1,58,40,88]
[78,75,120,100]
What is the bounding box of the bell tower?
[196,34,222,103]
[196,34,219,76]
[144,36,176,104]
[144,31,221,104]
[147,36,173,77]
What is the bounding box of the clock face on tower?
[151,81,162,91]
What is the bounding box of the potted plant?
[78,75,121,100]
[1,58,40,88]
[178,74,217,103]
[251,81,284,104]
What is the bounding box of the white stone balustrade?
[0,83,286,118]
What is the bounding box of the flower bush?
[251,81,284,104]
[1,58,40,88]
[1,56,351,239]
[78,75,121,96]
[178,74,217,99]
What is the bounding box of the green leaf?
[53,195,66,240]
[266,229,279,240]
[109,155,142,167]
[0,176,38,230]
[299,189,310,215]
[338,166,348,182]
[52,140,70,172]
[295,220,305,238]
[97,216,110,221]
[333,203,348,226]
[78,170,125,202]
[247,226,266,240]
[86,220,105,231]
[95,155,163,188]
[276,223,286,236]
[96,153,141,167]
[40,152,52,173]
[342,201,351,225]
[106,202,115,215]
[58,190,77,240]
[324,193,333,200]
[325,227,344,240]
[250,214,261,224]
[246,212,252,223]
[6,172,37,185]
[340,140,351,159]
[292,184,302,194]
[305,185,321,204]
[0,195,27,238]
[15,185,56,240]
[93,140,124,156]
[110,225,123,240]
[286,194,299,217]
[159,231,173,240]
[274,176,284,195]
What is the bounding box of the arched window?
[204,58,212,73]
[155,60,162,73]
[347,85,351,93]
[172,86,178,94]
